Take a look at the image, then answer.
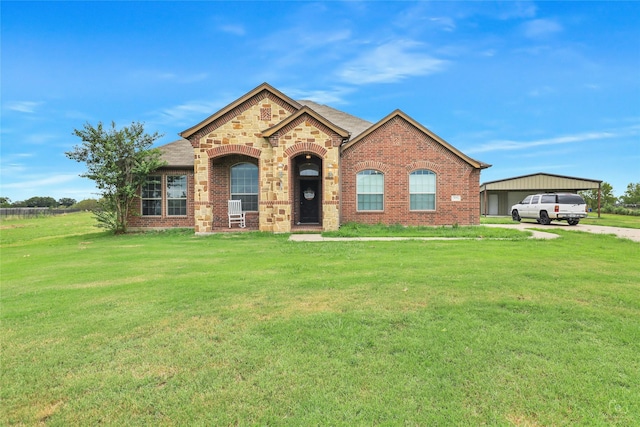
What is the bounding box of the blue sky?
[2,1,639,202]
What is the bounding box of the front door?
[300,180,319,223]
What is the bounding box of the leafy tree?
[579,182,617,209]
[0,197,11,207]
[620,182,640,205]
[58,198,77,207]
[72,199,99,211]
[66,121,165,233]
[23,196,58,207]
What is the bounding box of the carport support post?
[598,182,601,218]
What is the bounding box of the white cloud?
[284,87,355,105]
[338,40,449,84]
[149,100,221,128]
[5,101,44,113]
[468,131,618,154]
[522,19,563,39]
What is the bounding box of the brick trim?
[284,142,328,158]
[353,161,390,174]
[406,161,441,174]
[207,144,261,159]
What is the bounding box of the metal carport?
[480,172,602,217]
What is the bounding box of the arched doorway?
[294,154,322,224]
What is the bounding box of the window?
[532,195,540,204]
[231,163,258,211]
[357,170,384,211]
[142,176,162,216]
[167,175,187,216]
[410,169,436,210]
[299,163,319,177]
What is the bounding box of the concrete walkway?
[289,223,640,242]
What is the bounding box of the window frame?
[356,169,384,211]
[230,162,259,212]
[166,174,188,216]
[409,169,437,211]
[141,175,162,216]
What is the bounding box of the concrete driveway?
[486,222,640,242]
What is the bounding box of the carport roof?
[480,172,601,192]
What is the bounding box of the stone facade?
[128,83,490,233]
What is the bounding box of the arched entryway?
[293,154,322,225]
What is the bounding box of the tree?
[579,182,617,209]
[66,121,165,233]
[620,182,640,205]
[58,198,77,207]
[24,196,58,207]
[0,197,11,207]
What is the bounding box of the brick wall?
[128,168,195,230]
[340,116,481,226]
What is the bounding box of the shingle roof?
[158,138,194,167]
[160,99,375,167]
[297,100,373,140]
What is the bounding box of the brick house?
[128,83,490,233]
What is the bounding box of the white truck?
[511,193,588,226]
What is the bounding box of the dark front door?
[300,180,319,223]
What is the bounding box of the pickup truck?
[511,193,588,225]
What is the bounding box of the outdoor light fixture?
[305,153,311,159]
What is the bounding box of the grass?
[323,222,530,239]
[2,213,639,425]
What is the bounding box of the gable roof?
[262,105,350,139]
[179,82,301,139]
[480,172,601,191]
[342,109,491,170]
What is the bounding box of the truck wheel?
[568,219,579,226]
[539,211,551,225]
[512,210,521,222]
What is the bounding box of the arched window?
[357,169,384,211]
[299,163,320,177]
[230,163,258,211]
[409,169,436,210]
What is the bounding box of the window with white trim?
[142,175,162,216]
[410,169,436,210]
[230,163,258,211]
[167,175,187,216]
[357,169,384,211]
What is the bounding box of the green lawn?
[2,213,639,425]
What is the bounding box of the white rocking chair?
[228,200,246,228]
